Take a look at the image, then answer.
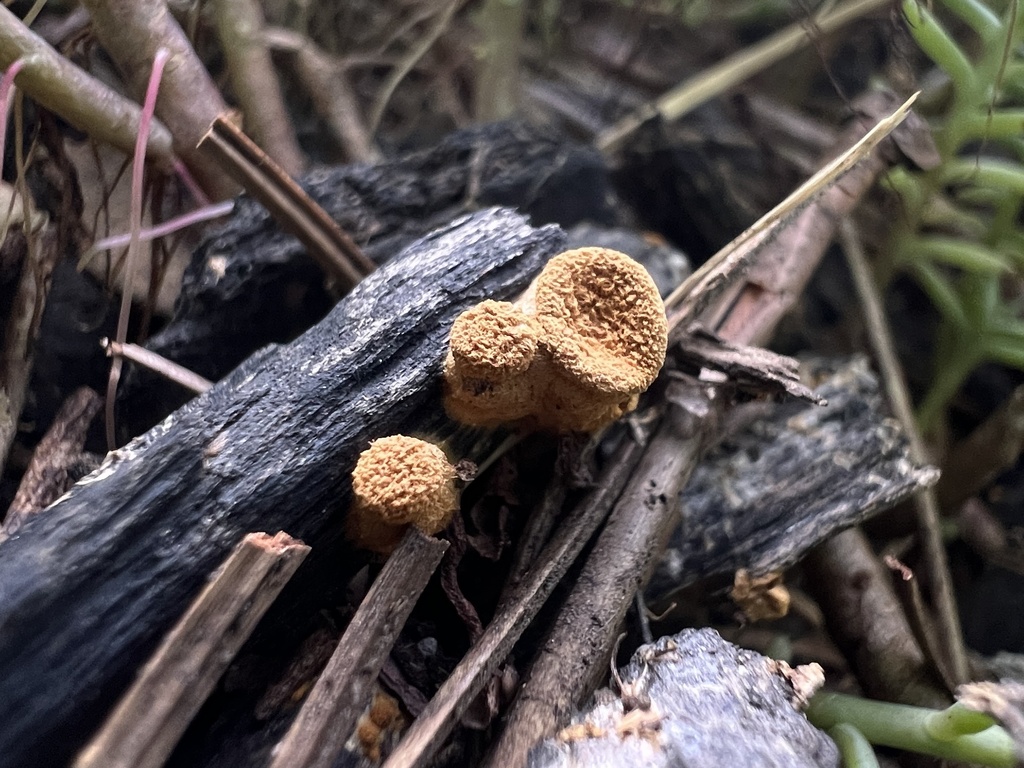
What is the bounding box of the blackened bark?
[0,208,564,768]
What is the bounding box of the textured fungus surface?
[348,435,458,553]
[444,247,668,432]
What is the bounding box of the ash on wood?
[75,531,310,768]
[0,208,564,768]
[647,356,939,602]
[527,628,839,768]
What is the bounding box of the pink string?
[107,47,171,449]
[173,156,210,207]
[92,200,233,251]
[0,59,27,178]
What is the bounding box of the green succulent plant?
[885,0,1024,433]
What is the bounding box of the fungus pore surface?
[347,435,458,553]
[444,247,668,432]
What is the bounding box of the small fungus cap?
[534,247,668,395]
[448,300,539,380]
[350,435,458,537]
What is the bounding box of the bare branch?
[0,5,174,163]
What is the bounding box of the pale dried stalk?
[0,5,174,162]
[597,0,891,153]
[840,219,969,685]
[79,0,235,199]
[74,531,310,768]
[213,0,305,176]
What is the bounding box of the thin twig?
[0,5,174,163]
[935,385,1024,512]
[840,218,969,686]
[366,0,461,137]
[213,0,305,176]
[74,531,310,768]
[103,339,212,395]
[79,0,236,199]
[380,437,646,768]
[806,528,950,708]
[199,116,375,290]
[596,0,890,153]
[2,387,102,539]
[269,528,448,768]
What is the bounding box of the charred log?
[0,208,564,768]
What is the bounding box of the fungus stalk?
[347,435,459,554]
[444,247,668,432]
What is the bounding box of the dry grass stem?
[840,218,969,686]
[213,0,305,176]
[0,5,174,163]
[597,0,891,153]
[79,0,236,199]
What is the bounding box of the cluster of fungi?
[347,247,668,553]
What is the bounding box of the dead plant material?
[730,570,791,624]
[664,91,918,336]
[0,5,174,164]
[936,385,1024,513]
[199,115,374,291]
[78,0,235,199]
[841,218,969,686]
[805,528,949,709]
[596,0,890,154]
[2,387,102,540]
[268,529,447,768]
[212,0,305,176]
[74,531,310,768]
[479,93,924,768]
[0,224,58,475]
[103,339,212,395]
[675,327,824,404]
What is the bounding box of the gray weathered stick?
[2,387,102,539]
[380,438,646,768]
[74,531,310,768]
[269,528,448,768]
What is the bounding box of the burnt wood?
[0,208,564,768]
[124,121,614,434]
[527,629,839,768]
[647,356,939,602]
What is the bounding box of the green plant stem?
[924,700,1000,738]
[941,157,1024,196]
[903,0,976,102]
[0,5,174,162]
[807,692,1017,767]
[938,0,1002,39]
[828,724,880,768]
[951,109,1024,146]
